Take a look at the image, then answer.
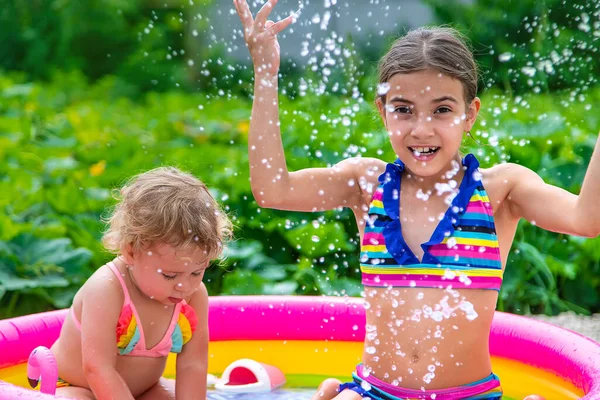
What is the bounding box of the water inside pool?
[207,389,314,400]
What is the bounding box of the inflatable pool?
[1,296,599,399]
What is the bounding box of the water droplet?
[521,66,536,77]
[446,237,457,249]
[377,82,391,96]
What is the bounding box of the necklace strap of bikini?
[107,261,132,304]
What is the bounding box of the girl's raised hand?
[233,0,296,76]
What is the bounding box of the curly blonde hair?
[102,166,232,261]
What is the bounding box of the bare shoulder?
[76,262,125,313]
[479,162,541,212]
[481,162,541,189]
[186,282,208,311]
[342,156,386,186]
[339,157,386,205]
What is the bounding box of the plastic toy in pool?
[214,358,286,393]
[1,296,600,399]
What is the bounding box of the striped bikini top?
[360,154,503,291]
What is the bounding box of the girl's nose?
[175,281,189,292]
[411,117,434,140]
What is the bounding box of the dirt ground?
[528,312,600,342]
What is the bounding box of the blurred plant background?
[0,0,598,319]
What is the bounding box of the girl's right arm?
[80,270,134,400]
[235,0,373,212]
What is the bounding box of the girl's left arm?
[505,135,600,237]
[176,282,209,400]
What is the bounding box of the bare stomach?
[361,286,498,390]
[50,317,167,397]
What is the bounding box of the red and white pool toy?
[215,358,286,393]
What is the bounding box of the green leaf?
[84,187,110,201]
[0,214,29,241]
[578,236,600,260]
[3,84,34,98]
[47,287,79,308]
[326,277,362,297]
[255,265,287,281]
[10,235,93,274]
[44,157,79,173]
[546,257,577,280]
[223,241,263,260]
[220,269,265,295]
[262,281,298,295]
[0,269,69,291]
[283,221,354,258]
[515,242,555,290]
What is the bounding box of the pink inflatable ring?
[0,296,599,399]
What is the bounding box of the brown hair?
[378,27,478,105]
[102,166,232,261]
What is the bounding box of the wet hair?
[377,26,478,105]
[102,166,232,261]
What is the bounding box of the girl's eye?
[435,106,452,114]
[192,271,203,277]
[394,106,412,114]
[162,274,177,280]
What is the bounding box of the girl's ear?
[376,97,387,127]
[121,242,135,265]
[464,97,481,132]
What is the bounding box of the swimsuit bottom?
[339,364,502,399]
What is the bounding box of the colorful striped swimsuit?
[360,154,503,291]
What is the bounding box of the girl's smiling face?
[376,69,481,178]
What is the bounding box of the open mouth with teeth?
[408,146,440,155]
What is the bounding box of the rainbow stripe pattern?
[115,302,198,355]
[171,303,199,353]
[116,304,140,355]
[360,154,503,291]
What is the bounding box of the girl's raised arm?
[504,135,600,238]
[234,0,371,212]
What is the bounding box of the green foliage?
[425,0,600,94]
[0,1,376,100]
[471,88,600,314]
[0,69,599,318]
[0,0,215,93]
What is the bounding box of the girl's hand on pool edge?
[233,0,297,76]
